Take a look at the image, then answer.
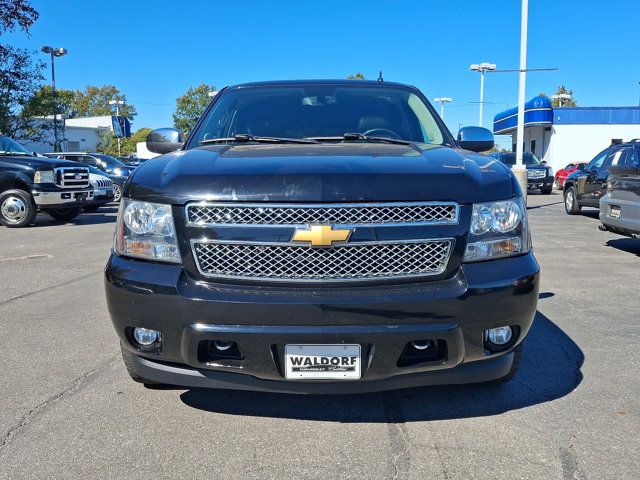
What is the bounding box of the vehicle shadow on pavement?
[605,238,640,256]
[32,206,118,227]
[179,311,584,422]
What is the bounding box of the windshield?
[187,85,446,147]
[92,154,127,168]
[0,136,30,155]
[492,152,542,166]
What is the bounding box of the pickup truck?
[105,80,540,393]
[0,136,93,227]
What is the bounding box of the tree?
[97,127,152,157]
[0,0,50,143]
[347,73,365,80]
[23,85,75,118]
[70,85,137,119]
[0,0,38,35]
[173,83,215,135]
[539,85,577,107]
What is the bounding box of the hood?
[127,143,516,204]
[0,154,84,170]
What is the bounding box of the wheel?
[554,178,562,190]
[564,186,581,214]
[46,206,83,221]
[83,204,101,213]
[113,185,122,203]
[120,342,160,385]
[0,189,37,228]
[541,185,553,195]
[487,343,524,384]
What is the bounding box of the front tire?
[541,185,553,195]
[0,189,37,228]
[564,186,581,215]
[83,204,101,213]
[554,178,563,190]
[120,342,160,386]
[113,185,122,203]
[46,206,83,222]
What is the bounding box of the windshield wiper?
[308,133,414,145]
[201,134,318,145]
[0,151,30,156]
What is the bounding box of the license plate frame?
[610,205,621,219]
[285,344,361,380]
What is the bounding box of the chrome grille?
[528,169,545,179]
[192,240,453,282]
[187,202,458,227]
[55,167,90,189]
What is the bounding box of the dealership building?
[493,96,640,171]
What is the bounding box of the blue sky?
[6,0,640,148]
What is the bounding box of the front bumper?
[32,187,94,207]
[527,175,553,190]
[88,188,115,204]
[105,252,539,393]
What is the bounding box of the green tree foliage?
[70,85,137,119]
[23,85,75,118]
[538,86,577,107]
[0,0,38,35]
[97,127,152,157]
[173,83,216,135]
[0,0,49,142]
[347,73,366,80]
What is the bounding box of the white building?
[16,115,129,153]
[493,96,640,171]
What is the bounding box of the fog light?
[213,340,234,351]
[486,326,513,345]
[133,327,159,346]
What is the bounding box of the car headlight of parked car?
[463,197,530,262]
[33,170,56,183]
[114,199,180,263]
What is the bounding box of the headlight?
[114,199,180,263]
[464,197,530,262]
[34,170,55,183]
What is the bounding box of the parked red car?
[554,162,587,190]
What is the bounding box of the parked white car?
[84,167,115,212]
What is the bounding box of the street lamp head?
[41,46,53,54]
[108,99,125,106]
[470,64,480,71]
[53,48,67,57]
[479,62,497,71]
[434,97,453,103]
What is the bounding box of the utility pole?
[433,97,452,121]
[470,62,496,127]
[514,0,529,203]
[40,46,67,152]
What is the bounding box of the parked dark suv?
[564,142,624,214]
[489,152,554,194]
[105,80,539,393]
[598,140,640,238]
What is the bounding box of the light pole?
[514,0,529,202]
[470,62,496,127]
[109,99,125,156]
[40,46,67,152]
[433,97,452,121]
[551,93,571,107]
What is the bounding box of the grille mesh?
[192,240,452,281]
[187,203,457,226]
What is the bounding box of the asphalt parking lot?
[0,193,638,480]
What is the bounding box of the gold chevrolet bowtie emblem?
[292,225,352,247]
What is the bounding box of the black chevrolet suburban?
[105,80,540,393]
[0,136,93,227]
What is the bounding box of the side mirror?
[541,160,547,164]
[457,126,494,152]
[146,128,183,154]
